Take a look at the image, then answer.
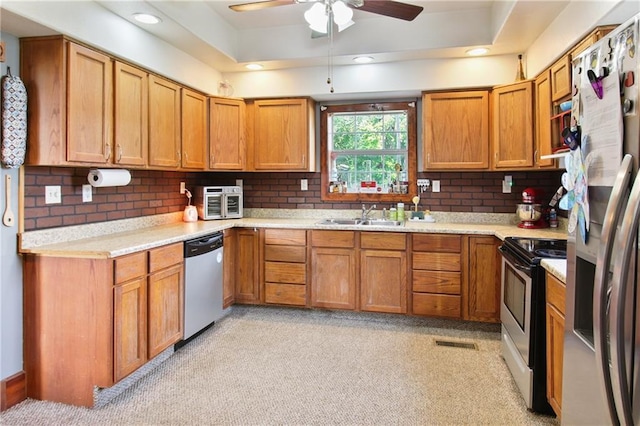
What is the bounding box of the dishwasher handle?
[184,232,223,257]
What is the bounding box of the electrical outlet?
[236,179,243,187]
[82,184,92,202]
[432,180,441,192]
[180,182,186,194]
[45,185,61,204]
[502,175,513,193]
[301,179,308,191]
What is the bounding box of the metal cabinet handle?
[117,144,122,162]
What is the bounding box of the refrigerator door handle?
[593,154,633,425]
[610,167,640,426]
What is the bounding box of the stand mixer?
[516,187,548,229]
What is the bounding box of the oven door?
[223,193,243,218]
[204,194,224,219]
[500,248,533,365]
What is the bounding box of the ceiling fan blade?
[229,0,297,12]
[356,0,423,21]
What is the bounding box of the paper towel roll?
[88,169,131,187]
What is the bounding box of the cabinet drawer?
[413,270,460,294]
[115,251,147,284]
[265,283,306,306]
[412,234,461,252]
[265,262,306,284]
[311,230,355,248]
[264,229,306,246]
[412,252,460,272]
[360,232,406,250]
[546,273,566,315]
[412,293,460,318]
[264,245,306,263]
[149,243,183,272]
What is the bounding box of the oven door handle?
[498,245,533,274]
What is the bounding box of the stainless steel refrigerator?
[563,14,640,425]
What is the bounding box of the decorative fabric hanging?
[1,67,27,168]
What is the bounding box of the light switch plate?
[180,182,186,194]
[45,185,61,204]
[301,179,308,191]
[236,179,243,187]
[432,180,441,192]
[82,184,92,202]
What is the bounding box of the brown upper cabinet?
[550,55,572,102]
[534,70,556,168]
[491,80,534,169]
[114,62,148,167]
[247,98,316,171]
[209,97,246,170]
[180,88,208,170]
[148,75,182,169]
[21,37,114,166]
[422,90,490,170]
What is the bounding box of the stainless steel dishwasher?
[180,232,225,344]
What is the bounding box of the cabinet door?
[235,228,261,304]
[311,247,357,310]
[422,91,489,170]
[466,236,501,323]
[546,303,564,417]
[534,70,555,168]
[114,62,148,167]
[360,249,407,313]
[252,98,312,170]
[210,97,246,170]
[148,264,184,359]
[181,88,207,169]
[148,75,181,168]
[550,55,571,102]
[223,229,236,308]
[114,277,147,382]
[492,81,534,169]
[67,42,113,164]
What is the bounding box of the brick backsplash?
[23,167,564,231]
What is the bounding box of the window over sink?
[320,101,417,202]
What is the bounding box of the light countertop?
[541,259,567,283]
[19,210,568,259]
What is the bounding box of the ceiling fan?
[229,0,424,23]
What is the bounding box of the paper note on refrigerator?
[580,69,624,187]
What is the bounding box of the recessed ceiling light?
[133,13,162,24]
[245,63,264,70]
[466,47,489,56]
[353,56,374,64]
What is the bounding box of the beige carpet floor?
[1,306,559,425]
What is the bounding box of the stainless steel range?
[499,237,567,414]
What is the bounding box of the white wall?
[0,33,23,380]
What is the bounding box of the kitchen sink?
[317,218,363,225]
[317,218,403,227]
[360,219,404,227]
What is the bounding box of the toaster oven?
[194,186,243,220]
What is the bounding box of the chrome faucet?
[361,204,376,220]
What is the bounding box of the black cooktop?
[503,237,567,264]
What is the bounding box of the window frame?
[320,101,418,202]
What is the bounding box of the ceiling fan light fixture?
[466,47,489,56]
[305,3,328,33]
[132,13,162,24]
[245,63,264,70]
[332,1,353,26]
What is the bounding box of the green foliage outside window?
[329,110,409,192]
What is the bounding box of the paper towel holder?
[87,168,132,187]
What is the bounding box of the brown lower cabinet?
[233,228,262,304]
[310,230,357,310]
[546,271,566,418]
[264,229,307,306]
[466,236,501,323]
[23,242,184,407]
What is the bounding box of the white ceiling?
[1,0,573,73]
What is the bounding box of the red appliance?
[516,188,548,229]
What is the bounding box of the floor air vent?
[435,340,478,350]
